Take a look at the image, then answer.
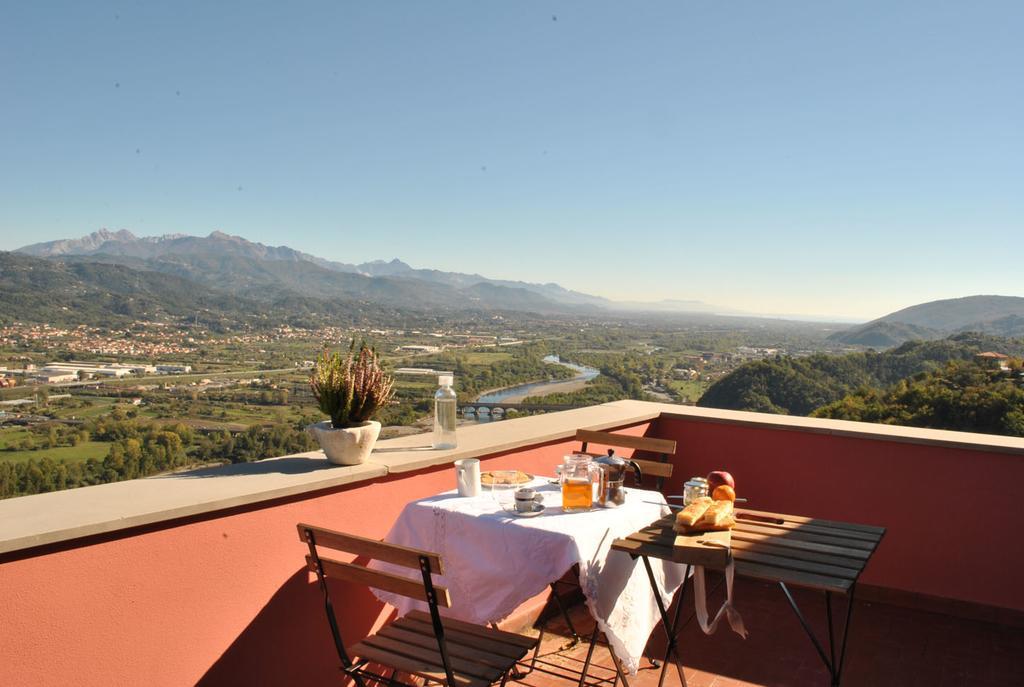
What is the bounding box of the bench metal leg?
[577,624,632,687]
[640,556,689,687]
[577,626,600,687]
[779,581,857,686]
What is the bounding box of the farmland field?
[0,431,111,464]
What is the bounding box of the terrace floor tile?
[507,578,1024,687]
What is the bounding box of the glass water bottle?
[433,373,457,449]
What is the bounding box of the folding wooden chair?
[298,523,537,687]
[575,429,677,491]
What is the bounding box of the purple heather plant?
[310,341,395,428]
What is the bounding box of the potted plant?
[308,341,395,465]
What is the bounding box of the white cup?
[515,488,544,512]
[454,458,481,497]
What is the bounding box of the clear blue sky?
[1,2,1021,320]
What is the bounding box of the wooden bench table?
[612,507,885,687]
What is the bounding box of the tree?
[813,360,1024,437]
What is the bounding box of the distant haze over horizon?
[2,3,1021,319]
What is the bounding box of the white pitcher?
[454,458,481,497]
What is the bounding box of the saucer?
[508,502,545,518]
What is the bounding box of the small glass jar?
[683,477,709,505]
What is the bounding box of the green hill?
[830,296,1024,347]
[813,359,1024,437]
[698,335,1024,415]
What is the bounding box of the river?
[475,355,599,404]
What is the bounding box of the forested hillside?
[698,334,1024,415]
[813,360,1024,437]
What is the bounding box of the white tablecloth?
[373,479,687,673]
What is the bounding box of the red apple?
[707,470,735,493]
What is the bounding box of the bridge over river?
[459,401,576,418]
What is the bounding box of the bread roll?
[694,515,736,532]
[675,497,712,528]
[697,499,734,529]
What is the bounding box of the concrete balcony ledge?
[1,399,1022,558]
[656,402,1024,455]
[0,401,662,556]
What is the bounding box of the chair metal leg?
[527,621,545,672]
[551,581,582,646]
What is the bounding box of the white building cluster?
[29,361,193,384]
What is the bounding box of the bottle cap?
[438,374,453,386]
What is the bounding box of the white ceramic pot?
[308,420,381,465]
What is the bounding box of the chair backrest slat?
[297,523,444,573]
[307,555,453,608]
[631,458,673,478]
[575,429,676,455]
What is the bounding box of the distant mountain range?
[13,231,1022,332]
[16,229,724,317]
[828,295,1024,347]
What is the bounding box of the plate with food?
[480,470,534,487]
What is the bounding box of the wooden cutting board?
[672,528,732,568]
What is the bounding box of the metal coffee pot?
[594,450,642,508]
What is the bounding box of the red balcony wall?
[0,424,650,687]
[649,415,1024,614]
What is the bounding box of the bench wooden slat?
[644,515,677,530]
[733,513,881,543]
[406,611,537,650]
[730,530,871,561]
[575,429,677,455]
[611,537,674,560]
[360,635,504,682]
[625,521,869,573]
[350,641,488,687]
[298,523,444,573]
[310,556,452,608]
[735,560,853,594]
[625,529,677,547]
[622,524,679,544]
[731,548,859,580]
[613,532,731,569]
[736,509,885,536]
[733,521,877,551]
[729,539,865,571]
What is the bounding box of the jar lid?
[684,479,708,488]
[689,476,708,483]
